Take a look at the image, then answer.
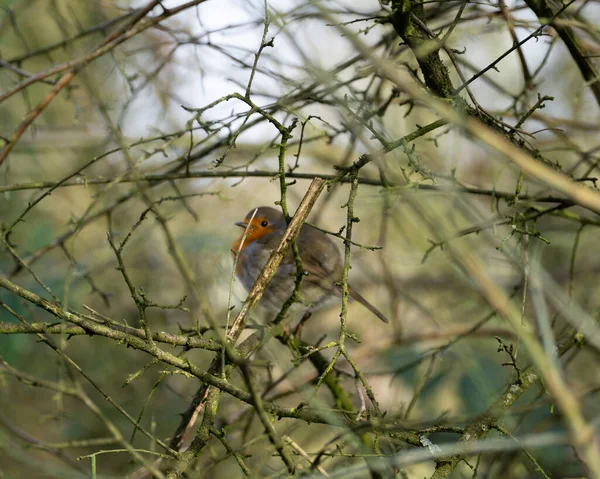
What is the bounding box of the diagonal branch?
[524,0,600,109]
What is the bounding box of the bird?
[231,206,388,324]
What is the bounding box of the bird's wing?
[296,226,342,286]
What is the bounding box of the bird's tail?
[347,284,389,323]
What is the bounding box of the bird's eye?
[261,220,269,227]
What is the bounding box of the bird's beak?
[235,221,248,228]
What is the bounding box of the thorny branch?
[2,2,600,478]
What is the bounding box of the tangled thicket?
[1,1,600,478]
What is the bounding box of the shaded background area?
[1,1,600,477]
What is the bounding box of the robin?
[232,206,388,324]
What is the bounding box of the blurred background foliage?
[1,0,600,478]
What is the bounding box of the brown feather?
[347,284,389,323]
[234,206,389,323]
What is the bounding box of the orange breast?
[231,224,275,257]
[232,225,274,276]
